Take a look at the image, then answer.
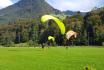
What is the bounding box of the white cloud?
[0,0,13,9]
[46,0,103,12]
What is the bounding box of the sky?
[0,0,13,9]
[46,0,104,12]
[0,0,104,12]
[0,0,20,9]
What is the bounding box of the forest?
[0,8,104,47]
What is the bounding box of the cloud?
[46,0,104,12]
[0,0,13,9]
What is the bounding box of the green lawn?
[0,47,104,70]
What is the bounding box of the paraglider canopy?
[41,15,65,35]
[48,36,55,42]
[66,30,77,40]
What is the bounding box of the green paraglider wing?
[41,15,65,35]
[48,36,55,42]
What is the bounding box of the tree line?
[0,8,104,47]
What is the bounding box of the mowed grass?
[0,47,104,70]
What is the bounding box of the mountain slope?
[0,0,60,24]
[63,10,87,17]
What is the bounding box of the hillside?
[63,10,86,16]
[0,0,60,24]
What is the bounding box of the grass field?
[0,47,104,70]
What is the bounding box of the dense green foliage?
[0,7,104,47]
[63,9,104,46]
[0,19,39,47]
[0,47,103,70]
